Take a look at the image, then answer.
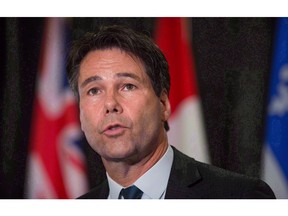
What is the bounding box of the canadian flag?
[155,18,210,163]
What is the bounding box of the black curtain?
[0,17,275,198]
[0,18,44,198]
[192,18,274,176]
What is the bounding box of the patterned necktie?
[118,185,143,199]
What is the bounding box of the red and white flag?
[155,18,210,163]
[25,18,88,198]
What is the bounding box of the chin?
[104,148,139,163]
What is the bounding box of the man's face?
[78,48,171,164]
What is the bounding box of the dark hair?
[66,25,170,130]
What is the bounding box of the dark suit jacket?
[79,146,275,199]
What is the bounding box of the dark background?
[0,17,275,198]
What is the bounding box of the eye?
[87,87,100,96]
[122,83,136,91]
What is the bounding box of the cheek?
[79,106,102,151]
[132,100,162,131]
[79,108,86,131]
[79,103,98,133]
[79,108,89,134]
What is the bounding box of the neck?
[103,141,169,187]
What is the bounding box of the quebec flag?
[262,18,288,198]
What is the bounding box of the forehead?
[79,48,146,76]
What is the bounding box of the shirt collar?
[107,175,123,199]
[107,145,174,199]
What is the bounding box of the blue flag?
[262,18,288,198]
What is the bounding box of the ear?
[160,90,171,121]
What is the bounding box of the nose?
[104,90,123,115]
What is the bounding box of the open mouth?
[102,123,126,136]
[107,125,121,131]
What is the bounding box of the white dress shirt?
[107,145,174,199]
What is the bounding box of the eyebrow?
[80,75,102,89]
[116,72,141,82]
[80,72,142,89]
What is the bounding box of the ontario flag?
[261,18,288,198]
[25,18,88,198]
[155,18,210,163]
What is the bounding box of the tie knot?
[119,185,143,199]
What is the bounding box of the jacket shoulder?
[167,146,275,199]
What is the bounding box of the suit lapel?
[96,180,110,198]
[165,146,202,199]
[78,179,109,199]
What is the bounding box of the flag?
[155,18,210,163]
[25,18,88,198]
[261,18,288,198]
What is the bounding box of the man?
[66,25,275,199]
